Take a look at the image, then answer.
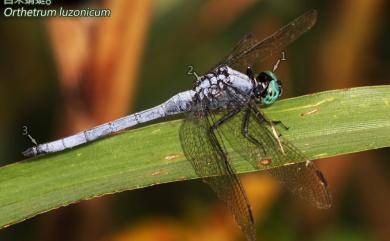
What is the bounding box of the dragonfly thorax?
[194,66,254,108]
[194,66,282,108]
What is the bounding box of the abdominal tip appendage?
[22,147,37,157]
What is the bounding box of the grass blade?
[1,85,389,228]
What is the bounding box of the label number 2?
[187,65,194,75]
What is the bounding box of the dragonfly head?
[253,71,282,105]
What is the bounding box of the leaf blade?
[0,85,389,228]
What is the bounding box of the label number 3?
[22,126,28,136]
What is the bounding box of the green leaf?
[1,85,389,228]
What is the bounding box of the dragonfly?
[23,9,331,241]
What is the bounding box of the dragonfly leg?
[241,108,267,154]
[251,105,285,152]
[251,106,289,131]
[271,120,289,130]
[209,109,241,154]
[246,67,255,80]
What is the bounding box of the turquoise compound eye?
[260,71,282,105]
[261,84,279,104]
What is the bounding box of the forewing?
[179,104,256,241]
[219,105,331,209]
[217,9,317,72]
[212,33,259,71]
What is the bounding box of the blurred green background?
[0,0,389,241]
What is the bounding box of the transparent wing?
[179,102,256,241]
[213,33,259,70]
[266,160,331,209]
[218,104,331,209]
[215,9,317,72]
